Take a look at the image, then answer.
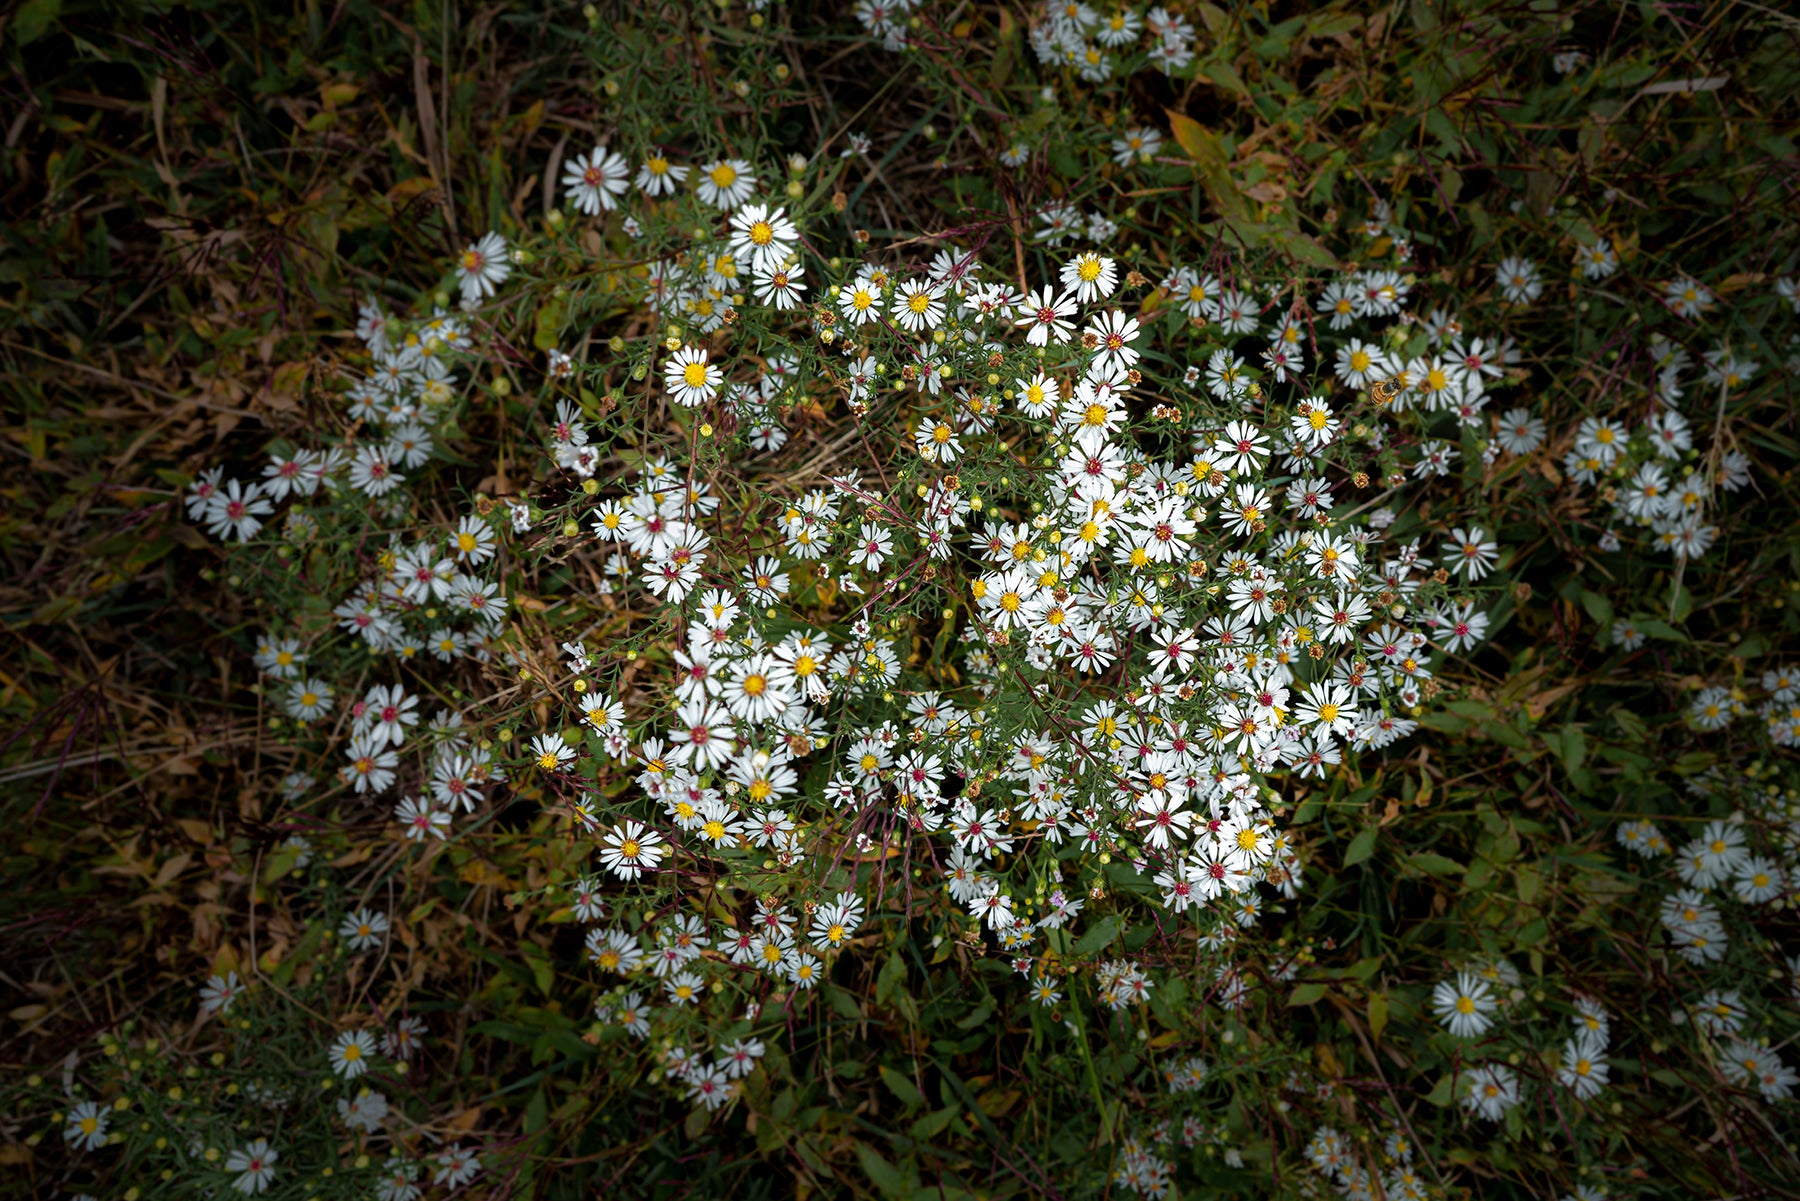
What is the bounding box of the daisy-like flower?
[669,698,736,771]
[199,970,244,1016]
[1335,339,1380,387]
[343,734,398,795]
[664,346,722,407]
[456,231,511,302]
[1494,255,1541,305]
[204,479,273,541]
[253,637,305,679]
[375,1157,421,1201]
[338,1089,389,1134]
[1734,856,1785,904]
[838,276,883,326]
[561,145,630,214]
[1575,237,1617,280]
[696,158,755,210]
[394,795,451,841]
[225,1139,279,1195]
[530,731,576,773]
[1662,275,1714,319]
[789,951,824,989]
[600,819,667,879]
[64,1100,108,1151]
[755,262,807,310]
[1462,1064,1521,1121]
[1015,371,1060,419]
[1060,251,1118,304]
[1087,309,1141,376]
[728,203,799,274]
[636,148,689,196]
[1110,125,1162,165]
[721,654,794,724]
[1722,1039,1798,1101]
[892,280,945,332]
[1016,285,1078,345]
[1494,408,1545,454]
[328,1029,378,1079]
[1443,527,1499,580]
[1558,1030,1609,1099]
[433,1145,480,1189]
[914,416,962,464]
[848,522,894,573]
[587,927,645,974]
[284,678,333,722]
[449,513,496,564]
[339,907,390,951]
[1431,971,1497,1038]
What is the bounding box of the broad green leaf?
[880,1065,924,1111]
[1408,851,1464,877]
[1071,915,1123,956]
[1344,827,1380,867]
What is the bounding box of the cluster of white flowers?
[1027,3,1197,79]
[1302,1125,1435,1201]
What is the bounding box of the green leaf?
[1071,915,1123,957]
[1288,982,1328,1006]
[880,1066,924,1111]
[876,951,906,1005]
[953,996,995,1030]
[1558,724,1587,772]
[1425,1074,1456,1107]
[1613,708,1650,742]
[1668,581,1694,622]
[1486,721,1530,750]
[908,1105,958,1141]
[1166,110,1250,220]
[826,983,862,1021]
[1344,827,1380,867]
[533,293,569,352]
[684,1105,710,1139]
[1368,992,1389,1041]
[1407,851,1465,877]
[13,0,60,45]
[1577,588,1613,626]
